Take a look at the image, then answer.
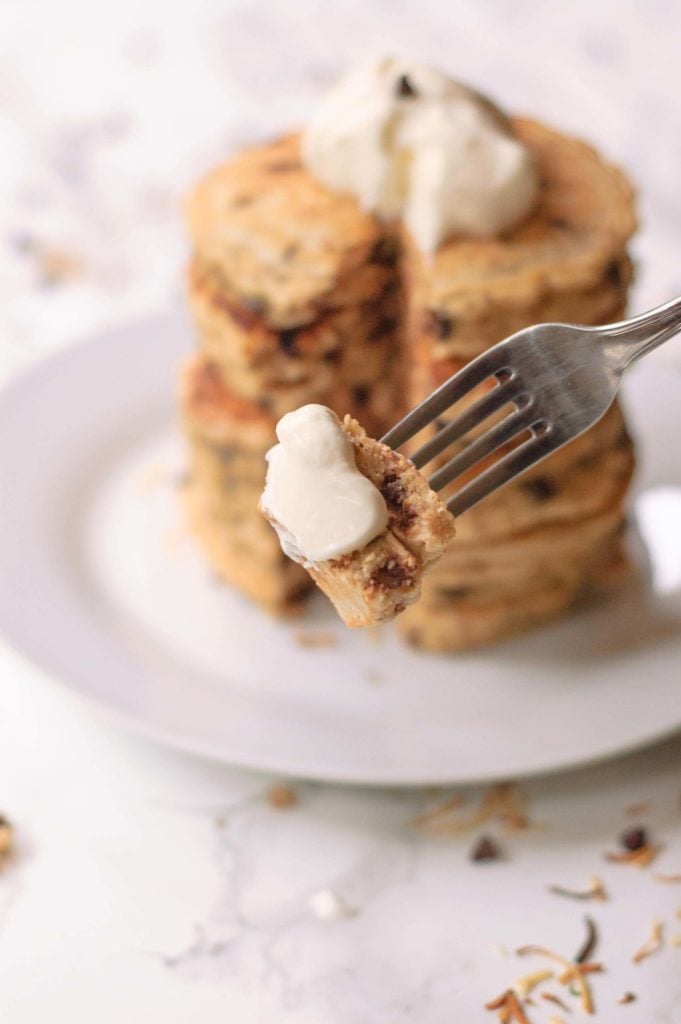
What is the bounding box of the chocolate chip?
[267,160,301,173]
[471,835,502,862]
[371,561,410,590]
[380,473,403,508]
[217,293,266,330]
[521,476,557,502]
[231,194,254,208]
[620,826,647,852]
[436,586,471,601]
[278,329,299,356]
[380,474,418,529]
[369,315,399,342]
[576,453,598,470]
[614,428,632,451]
[604,260,623,287]
[425,310,455,339]
[396,74,418,98]
[215,445,237,464]
[352,384,371,407]
[369,236,399,267]
[243,295,266,315]
[286,583,313,606]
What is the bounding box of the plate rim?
[1,310,680,787]
[4,629,681,787]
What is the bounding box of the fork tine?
[447,429,557,517]
[428,399,538,492]
[380,348,506,450]
[411,378,517,469]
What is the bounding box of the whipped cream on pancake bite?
[302,58,538,252]
[260,405,389,565]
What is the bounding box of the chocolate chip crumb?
[522,476,557,502]
[471,835,502,862]
[352,384,371,407]
[437,586,471,601]
[614,428,632,451]
[267,160,301,173]
[231,194,254,208]
[217,293,266,329]
[380,473,404,509]
[381,473,418,528]
[243,295,266,315]
[618,992,637,1005]
[266,783,298,809]
[396,73,418,98]
[216,445,237,465]
[371,561,410,590]
[369,315,399,342]
[285,583,313,607]
[425,310,455,339]
[278,328,299,356]
[576,452,599,470]
[604,259,623,287]
[621,826,647,852]
[369,236,399,267]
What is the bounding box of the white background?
[1,1,681,1021]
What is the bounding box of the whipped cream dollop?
[260,405,389,564]
[302,58,538,252]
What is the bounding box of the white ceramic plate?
[1,310,680,785]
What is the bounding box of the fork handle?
[597,294,681,371]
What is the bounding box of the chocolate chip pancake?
[181,100,637,648]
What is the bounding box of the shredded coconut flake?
[308,889,356,921]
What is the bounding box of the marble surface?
[1,1,681,1021]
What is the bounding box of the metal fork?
[381,296,681,517]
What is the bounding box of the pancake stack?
[181,134,406,615]
[396,119,637,649]
[182,118,637,648]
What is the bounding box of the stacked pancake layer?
[182,135,406,614]
[182,119,637,647]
